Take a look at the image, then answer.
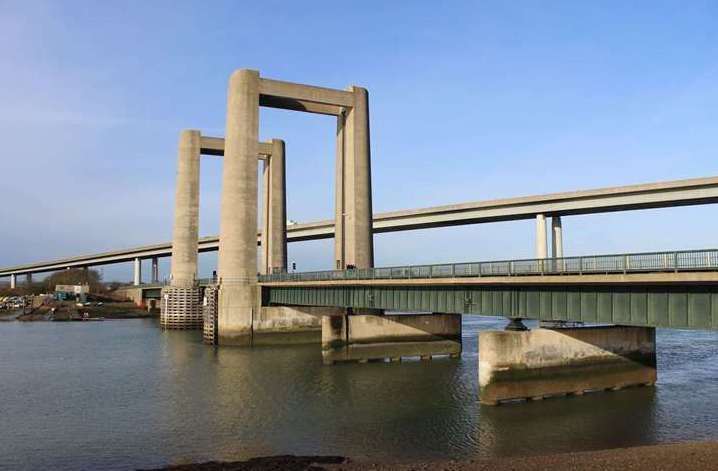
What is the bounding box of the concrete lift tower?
[217,69,374,345]
[161,129,287,329]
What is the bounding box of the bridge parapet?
[259,249,718,283]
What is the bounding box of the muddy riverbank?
[154,441,718,470]
[11,301,153,321]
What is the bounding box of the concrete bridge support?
[322,313,462,364]
[216,70,375,345]
[161,130,203,329]
[478,326,656,405]
[151,257,159,283]
[10,274,16,289]
[535,214,547,259]
[551,216,563,258]
[217,70,260,345]
[133,257,142,286]
[260,139,287,275]
[334,86,374,270]
[25,273,32,286]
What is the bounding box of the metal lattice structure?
[160,286,203,329]
[202,285,219,345]
[266,284,718,331]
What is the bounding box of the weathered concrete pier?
[321,313,462,364]
[478,326,656,405]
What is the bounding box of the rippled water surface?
[1,317,717,470]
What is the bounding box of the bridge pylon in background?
[161,128,288,330]
[161,130,203,329]
[217,70,374,345]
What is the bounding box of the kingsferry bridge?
[122,248,718,331]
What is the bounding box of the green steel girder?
[265,284,718,330]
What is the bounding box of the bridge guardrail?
[258,248,718,283]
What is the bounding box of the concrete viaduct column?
[551,216,563,258]
[217,69,260,345]
[335,86,374,270]
[26,273,32,286]
[260,139,287,275]
[10,274,16,289]
[161,129,203,329]
[151,257,159,283]
[133,257,141,286]
[535,214,548,259]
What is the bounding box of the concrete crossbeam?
[258,77,355,107]
[200,136,272,158]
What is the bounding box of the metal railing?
[258,248,718,283]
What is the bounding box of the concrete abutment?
[478,325,657,405]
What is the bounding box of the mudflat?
[155,441,718,470]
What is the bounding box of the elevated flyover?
[259,249,718,331]
[2,175,718,278]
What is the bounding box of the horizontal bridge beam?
[264,282,718,330]
[259,78,354,108]
[200,136,272,158]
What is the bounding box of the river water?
[1,317,717,470]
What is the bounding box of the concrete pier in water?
[322,313,462,364]
[478,326,657,405]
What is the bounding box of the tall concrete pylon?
[335,86,374,269]
[161,130,203,329]
[217,69,374,345]
[170,130,202,289]
[261,139,287,275]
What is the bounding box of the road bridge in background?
[2,175,718,279]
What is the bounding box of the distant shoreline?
[153,440,718,470]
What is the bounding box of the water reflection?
[0,318,716,470]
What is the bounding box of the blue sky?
[1,1,717,282]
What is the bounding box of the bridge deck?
[260,249,718,331]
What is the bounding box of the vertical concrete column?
[217,69,260,345]
[170,130,201,288]
[133,257,141,286]
[268,139,287,274]
[151,257,159,283]
[335,86,374,269]
[10,274,16,289]
[535,214,548,259]
[260,158,271,275]
[551,216,563,258]
[334,112,346,270]
[26,273,33,286]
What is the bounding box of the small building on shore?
[55,284,89,302]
